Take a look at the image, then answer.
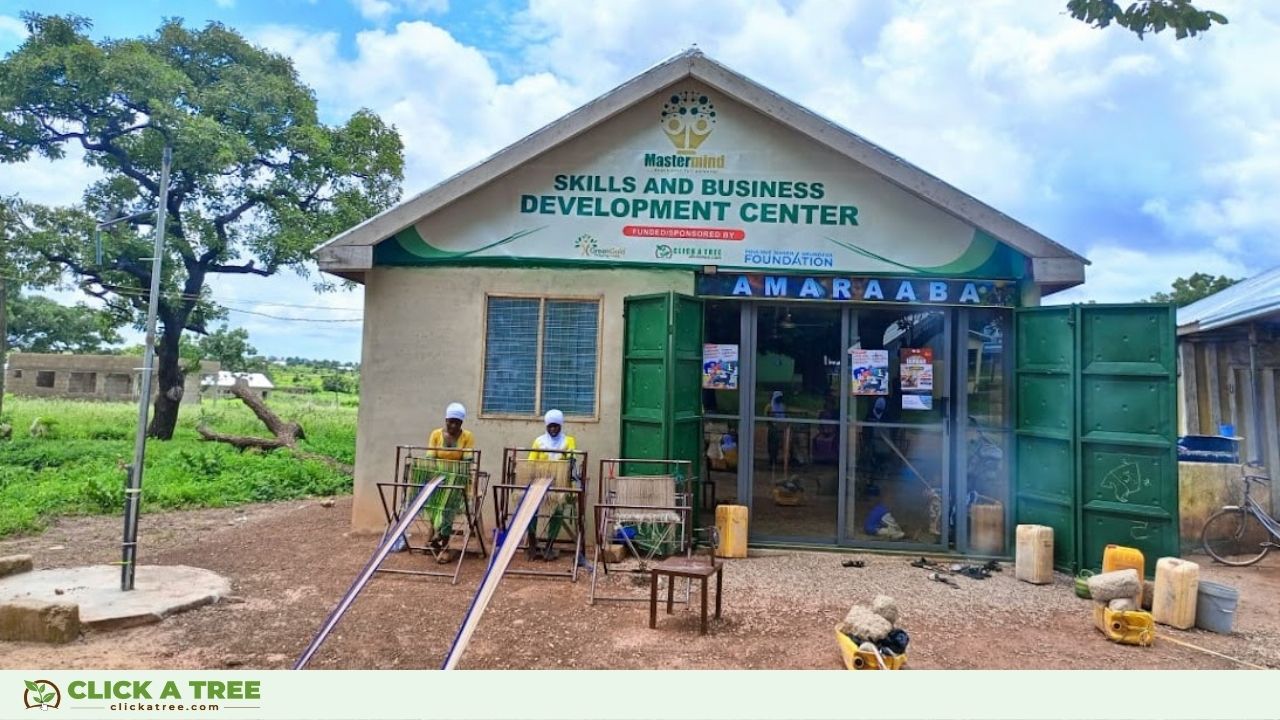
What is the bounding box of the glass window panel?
[482,297,540,415]
[540,300,599,416]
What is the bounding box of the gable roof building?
[318,49,1091,556]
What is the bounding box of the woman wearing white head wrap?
[426,402,473,461]
[529,408,575,461]
[527,409,579,561]
[420,402,475,564]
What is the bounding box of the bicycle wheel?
[1201,508,1271,566]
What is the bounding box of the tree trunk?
[197,379,352,475]
[147,326,185,440]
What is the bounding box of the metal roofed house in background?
[1177,265,1280,335]
[1176,266,1280,504]
[313,48,1087,293]
[202,370,275,399]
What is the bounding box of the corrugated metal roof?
[201,371,275,389]
[1177,265,1280,335]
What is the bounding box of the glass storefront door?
[958,307,1012,555]
[702,301,742,521]
[698,299,1010,552]
[749,304,842,542]
[846,308,950,548]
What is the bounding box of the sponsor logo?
[574,234,625,259]
[655,244,723,261]
[645,89,725,170]
[23,680,61,711]
[743,249,835,268]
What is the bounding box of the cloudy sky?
[1,0,1276,362]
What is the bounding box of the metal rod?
[295,476,446,670]
[1248,323,1264,465]
[121,143,171,592]
[0,275,7,423]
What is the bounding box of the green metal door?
[1014,307,1078,570]
[1014,304,1178,572]
[1077,305,1179,573]
[621,292,704,485]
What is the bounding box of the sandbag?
[872,595,899,625]
[1087,569,1140,604]
[1108,598,1137,612]
[840,605,892,642]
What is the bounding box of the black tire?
[1201,508,1271,566]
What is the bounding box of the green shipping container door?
[1014,304,1178,573]
[620,293,704,502]
[1014,307,1077,570]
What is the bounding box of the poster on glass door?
[702,344,740,390]
[902,394,934,411]
[850,349,889,395]
[900,348,934,392]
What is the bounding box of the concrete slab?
[0,599,79,643]
[0,555,33,578]
[0,565,230,631]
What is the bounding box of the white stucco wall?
[351,265,695,531]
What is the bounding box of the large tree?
[197,324,256,373]
[6,290,123,353]
[1149,272,1240,306]
[0,15,402,438]
[1067,0,1227,39]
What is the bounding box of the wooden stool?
[649,557,723,635]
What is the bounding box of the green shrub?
[0,396,357,537]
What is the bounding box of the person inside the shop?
[766,391,801,469]
[857,397,891,494]
[527,409,579,561]
[421,402,475,563]
[812,394,839,465]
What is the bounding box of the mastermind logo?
[23,680,61,710]
[645,90,725,170]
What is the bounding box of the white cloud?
[355,0,395,21]
[205,269,365,362]
[253,21,579,190]
[352,0,448,21]
[213,0,236,8]
[0,15,26,39]
[1046,244,1249,305]
[0,146,103,206]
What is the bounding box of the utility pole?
[0,275,7,422]
[121,143,171,592]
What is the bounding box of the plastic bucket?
[1195,580,1239,634]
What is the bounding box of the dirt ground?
[2,497,1278,670]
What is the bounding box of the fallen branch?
[197,379,352,475]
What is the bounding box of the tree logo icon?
[660,90,717,155]
[23,680,61,710]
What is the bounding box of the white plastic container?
[1015,524,1054,584]
[1152,557,1199,629]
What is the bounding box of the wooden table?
[649,557,724,635]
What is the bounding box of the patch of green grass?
[0,394,357,537]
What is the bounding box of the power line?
[224,307,362,323]
[0,270,365,318]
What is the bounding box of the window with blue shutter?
[481,296,600,418]
[481,297,540,415]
